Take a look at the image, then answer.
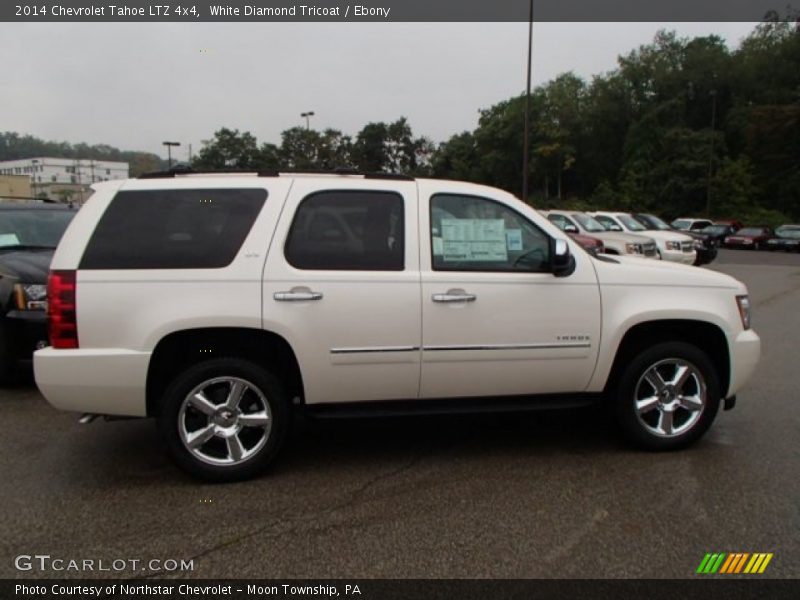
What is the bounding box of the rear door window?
[284,190,404,271]
[80,188,267,269]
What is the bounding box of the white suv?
[592,211,696,264]
[542,210,658,259]
[35,172,760,481]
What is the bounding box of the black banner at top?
[2,0,799,22]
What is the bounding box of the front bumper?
[727,329,761,398]
[695,246,718,265]
[34,347,150,417]
[660,248,697,265]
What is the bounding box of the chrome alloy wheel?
[178,376,272,466]
[634,359,706,438]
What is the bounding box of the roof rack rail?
[137,166,415,181]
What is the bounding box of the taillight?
[47,270,78,349]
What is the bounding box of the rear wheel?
[613,342,720,450]
[157,358,289,481]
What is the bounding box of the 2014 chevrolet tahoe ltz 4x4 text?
[34,171,760,481]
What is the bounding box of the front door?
[418,182,601,399]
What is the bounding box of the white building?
[0,157,129,201]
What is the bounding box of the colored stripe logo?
[696,553,773,574]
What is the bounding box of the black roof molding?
[137,166,414,181]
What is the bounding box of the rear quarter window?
[79,188,267,269]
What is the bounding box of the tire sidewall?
[614,341,720,451]
[157,358,289,482]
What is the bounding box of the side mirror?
[564,223,579,234]
[551,238,576,277]
[610,224,623,232]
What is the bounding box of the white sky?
[1,22,757,160]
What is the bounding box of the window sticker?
[441,218,507,262]
[0,233,20,247]
[432,236,444,256]
[505,229,523,251]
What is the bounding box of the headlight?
[736,295,751,330]
[666,241,681,250]
[693,239,704,249]
[14,283,48,311]
[625,243,643,254]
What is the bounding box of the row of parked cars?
[545,211,800,264]
[542,210,713,265]
[672,218,800,252]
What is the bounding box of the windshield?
[0,209,75,249]
[672,219,691,230]
[617,214,647,231]
[702,225,728,234]
[776,226,800,239]
[638,214,671,231]
[572,213,606,233]
[736,228,766,236]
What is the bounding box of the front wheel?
[157,358,289,481]
[612,342,720,451]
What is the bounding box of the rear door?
[262,178,421,405]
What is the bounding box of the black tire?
[612,342,720,451]
[157,358,289,482]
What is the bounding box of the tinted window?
[431,194,550,272]
[80,188,267,269]
[285,191,404,271]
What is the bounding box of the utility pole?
[705,89,717,217]
[163,141,181,169]
[521,0,533,204]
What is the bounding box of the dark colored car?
[701,223,739,243]
[724,226,774,250]
[766,225,800,252]
[0,203,76,381]
[633,213,717,266]
[716,219,744,231]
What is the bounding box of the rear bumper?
[727,329,761,397]
[33,347,150,417]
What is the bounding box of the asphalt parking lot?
[1,248,799,579]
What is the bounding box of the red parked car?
[724,226,774,250]
[570,232,605,255]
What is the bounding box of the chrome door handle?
[274,288,323,302]
[432,289,476,303]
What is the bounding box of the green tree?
[193,128,262,169]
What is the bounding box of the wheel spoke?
[671,364,692,390]
[644,370,667,394]
[189,392,217,416]
[226,434,246,461]
[657,409,675,436]
[679,394,704,412]
[225,381,247,409]
[636,396,661,415]
[186,424,216,449]
[239,411,269,427]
